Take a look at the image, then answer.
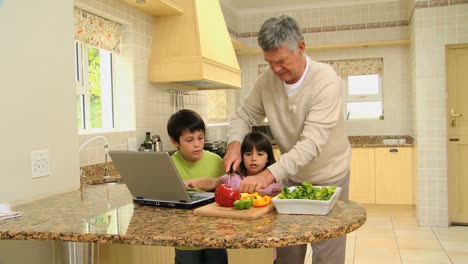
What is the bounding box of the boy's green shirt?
[171,150,225,180]
[171,150,224,251]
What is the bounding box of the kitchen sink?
[102,181,124,186]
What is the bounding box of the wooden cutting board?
[194,202,275,219]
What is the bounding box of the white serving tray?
[272,186,341,215]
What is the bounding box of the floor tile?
[364,215,393,224]
[432,227,468,242]
[399,249,451,264]
[402,261,443,264]
[439,240,468,252]
[344,254,354,264]
[397,238,443,250]
[446,251,468,264]
[395,229,437,240]
[357,227,396,238]
[342,205,466,264]
[354,247,402,264]
[392,216,430,230]
[355,237,399,250]
[304,244,311,264]
[346,237,356,257]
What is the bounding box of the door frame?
[446,43,468,225]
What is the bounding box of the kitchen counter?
[80,161,122,185]
[0,184,366,248]
[348,135,414,148]
[80,135,415,186]
[81,136,414,185]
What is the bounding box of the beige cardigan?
[227,58,351,184]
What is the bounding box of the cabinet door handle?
[389,148,398,153]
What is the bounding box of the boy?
[167,109,227,264]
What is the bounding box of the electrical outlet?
[127,138,138,151]
[31,150,49,178]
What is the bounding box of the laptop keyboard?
[188,191,211,201]
[190,195,205,201]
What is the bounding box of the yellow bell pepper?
[253,195,272,207]
[240,192,259,200]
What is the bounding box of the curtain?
[321,58,383,77]
[74,8,122,53]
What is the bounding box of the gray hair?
[258,15,304,52]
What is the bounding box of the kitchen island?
[0,183,366,249]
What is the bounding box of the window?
[75,42,115,130]
[345,74,383,120]
[74,7,122,131]
[320,58,383,120]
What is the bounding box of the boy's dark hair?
[239,132,276,175]
[167,109,205,143]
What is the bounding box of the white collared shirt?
[283,56,311,96]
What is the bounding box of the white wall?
[411,2,468,227]
[0,0,79,205]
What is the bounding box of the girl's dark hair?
[238,132,276,175]
[167,109,205,143]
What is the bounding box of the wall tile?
[412,3,468,227]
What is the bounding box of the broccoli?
[278,181,337,201]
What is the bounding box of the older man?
[223,15,351,264]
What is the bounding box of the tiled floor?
[304,204,468,264]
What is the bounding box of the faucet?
[79,136,110,188]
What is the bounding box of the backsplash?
[206,125,229,142]
[79,131,134,166]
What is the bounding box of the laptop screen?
[109,151,194,203]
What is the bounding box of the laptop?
[108,150,215,209]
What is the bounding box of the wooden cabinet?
[272,145,281,161]
[121,0,184,17]
[147,0,240,89]
[350,147,414,205]
[97,244,273,264]
[375,147,413,204]
[349,148,376,204]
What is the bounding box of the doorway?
[447,44,468,225]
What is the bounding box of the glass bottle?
[143,132,153,151]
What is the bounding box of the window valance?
[74,8,122,53]
[321,58,383,77]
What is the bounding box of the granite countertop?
[0,184,366,248]
[348,135,414,148]
[81,162,122,185]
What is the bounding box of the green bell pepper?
[233,197,254,210]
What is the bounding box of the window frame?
[75,41,116,132]
[344,74,383,120]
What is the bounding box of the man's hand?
[223,141,242,173]
[238,169,276,193]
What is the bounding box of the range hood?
[149,0,241,89]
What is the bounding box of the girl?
[185,132,282,195]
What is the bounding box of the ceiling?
[220,0,408,15]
